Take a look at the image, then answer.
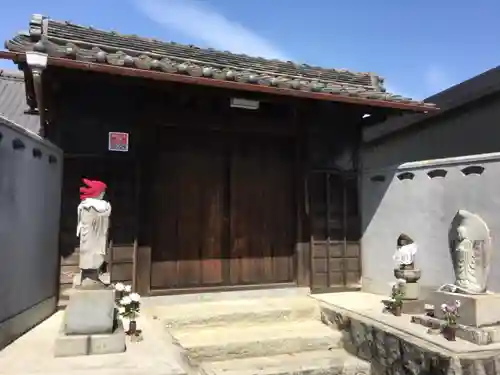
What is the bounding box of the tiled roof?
[364,65,500,143]
[5,14,436,109]
[0,69,39,133]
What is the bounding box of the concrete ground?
[0,311,187,375]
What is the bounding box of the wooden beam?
[0,51,438,113]
[294,107,311,287]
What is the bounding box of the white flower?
[114,283,125,292]
[455,300,461,308]
[124,285,132,293]
[441,303,447,312]
[118,306,125,314]
[397,278,407,285]
[121,296,132,305]
[129,293,141,302]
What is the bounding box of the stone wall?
[0,118,63,349]
[321,304,500,375]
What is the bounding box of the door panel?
[150,133,225,288]
[310,172,361,291]
[229,135,295,285]
[150,131,296,289]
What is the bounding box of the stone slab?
[0,311,187,375]
[411,314,500,345]
[427,290,500,327]
[401,299,425,314]
[173,320,342,363]
[54,319,126,357]
[151,296,318,330]
[73,272,111,287]
[199,349,370,375]
[64,288,115,335]
[314,292,500,375]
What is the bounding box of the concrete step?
[199,349,371,375]
[148,296,319,329]
[173,320,343,363]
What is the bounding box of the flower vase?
[392,305,402,316]
[442,325,456,341]
[128,320,137,335]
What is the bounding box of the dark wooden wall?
[44,68,364,295]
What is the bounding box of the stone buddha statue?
[439,210,492,295]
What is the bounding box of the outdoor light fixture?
[25,51,48,70]
[362,113,371,118]
[230,98,260,110]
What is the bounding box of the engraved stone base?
[411,314,500,345]
[401,282,420,300]
[401,299,425,314]
[427,290,500,327]
[54,319,126,357]
[64,287,115,335]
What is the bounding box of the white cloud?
[132,0,289,60]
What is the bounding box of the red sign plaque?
[108,132,129,152]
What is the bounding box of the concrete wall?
[360,93,500,296]
[0,118,62,349]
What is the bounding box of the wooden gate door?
[229,134,295,285]
[149,131,296,290]
[309,171,361,292]
[150,132,226,289]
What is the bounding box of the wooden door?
[150,131,296,290]
[150,132,226,289]
[229,135,295,285]
[309,172,361,292]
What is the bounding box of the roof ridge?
[45,17,376,80]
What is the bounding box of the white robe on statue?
[77,198,112,270]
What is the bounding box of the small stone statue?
[393,234,421,302]
[393,234,418,269]
[439,210,492,294]
[76,178,112,287]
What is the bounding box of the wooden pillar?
[294,107,311,287]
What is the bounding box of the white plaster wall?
[360,153,500,296]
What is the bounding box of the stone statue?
[393,234,422,306]
[439,210,492,294]
[76,178,111,286]
[393,234,418,269]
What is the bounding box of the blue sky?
[1,0,498,99]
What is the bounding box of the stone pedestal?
[394,268,421,300]
[55,284,125,357]
[401,299,425,314]
[64,288,115,334]
[427,290,500,327]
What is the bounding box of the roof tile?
[5,15,436,109]
[0,69,40,133]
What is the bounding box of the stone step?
[199,349,371,375]
[173,320,342,363]
[149,296,319,329]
